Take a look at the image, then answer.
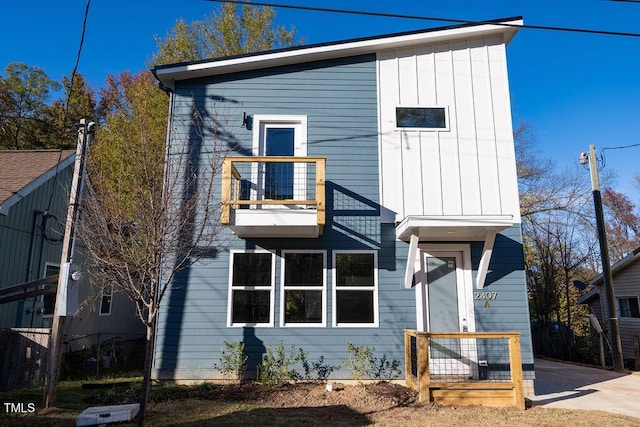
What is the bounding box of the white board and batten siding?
[377,35,521,224]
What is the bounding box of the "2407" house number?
[474,291,497,300]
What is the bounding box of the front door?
[416,246,476,377]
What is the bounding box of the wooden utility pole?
[584,144,625,371]
[43,119,93,408]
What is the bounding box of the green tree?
[0,62,60,149]
[47,73,97,148]
[150,2,298,66]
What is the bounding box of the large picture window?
[228,251,275,326]
[333,251,378,327]
[281,251,326,326]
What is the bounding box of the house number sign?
[475,291,497,307]
[474,291,497,300]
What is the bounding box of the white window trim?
[251,115,309,202]
[227,249,276,327]
[332,250,379,328]
[395,105,450,131]
[251,115,308,157]
[617,295,640,320]
[41,262,60,318]
[99,287,113,316]
[280,250,327,328]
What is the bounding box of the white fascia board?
[0,153,76,216]
[154,19,522,87]
[395,215,514,241]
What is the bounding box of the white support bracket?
[476,230,497,289]
[404,233,419,288]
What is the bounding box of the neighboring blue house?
[153,18,534,393]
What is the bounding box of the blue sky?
[2,0,639,200]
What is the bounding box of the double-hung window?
[281,250,326,327]
[333,250,378,327]
[228,251,275,327]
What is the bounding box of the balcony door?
[253,115,307,202]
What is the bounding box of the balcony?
[221,156,326,238]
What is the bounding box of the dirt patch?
[139,382,639,426]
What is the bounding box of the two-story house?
[152,18,534,394]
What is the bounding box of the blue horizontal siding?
[155,52,533,381]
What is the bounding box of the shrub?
[343,342,401,384]
[301,354,341,382]
[213,341,248,382]
[258,341,304,386]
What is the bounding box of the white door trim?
[414,243,475,334]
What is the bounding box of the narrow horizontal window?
[396,107,447,130]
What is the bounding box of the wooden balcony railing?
[221,156,326,231]
[404,330,524,409]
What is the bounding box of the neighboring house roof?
[0,149,76,215]
[578,287,600,305]
[587,246,640,287]
[153,17,522,87]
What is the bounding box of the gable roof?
[588,246,640,287]
[0,149,76,215]
[153,17,522,88]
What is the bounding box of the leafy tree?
[47,73,97,148]
[0,62,60,149]
[150,2,298,66]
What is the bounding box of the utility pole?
[43,119,94,408]
[581,144,624,370]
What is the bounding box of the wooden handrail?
[220,156,326,231]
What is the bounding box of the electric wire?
[207,0,640,38]
[42,0,91,243]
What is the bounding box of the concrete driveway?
[531,358,640,418]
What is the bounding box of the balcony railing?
[404,330,524,409]
[221,156,326,237]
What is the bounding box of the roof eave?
[0,153,76,216]
[588,246,640,286]
[154,18,523,88]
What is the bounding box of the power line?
[601,143,640,151]
[207,0,640,38]
[63,0,91,120]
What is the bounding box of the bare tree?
[79,97,227,424]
